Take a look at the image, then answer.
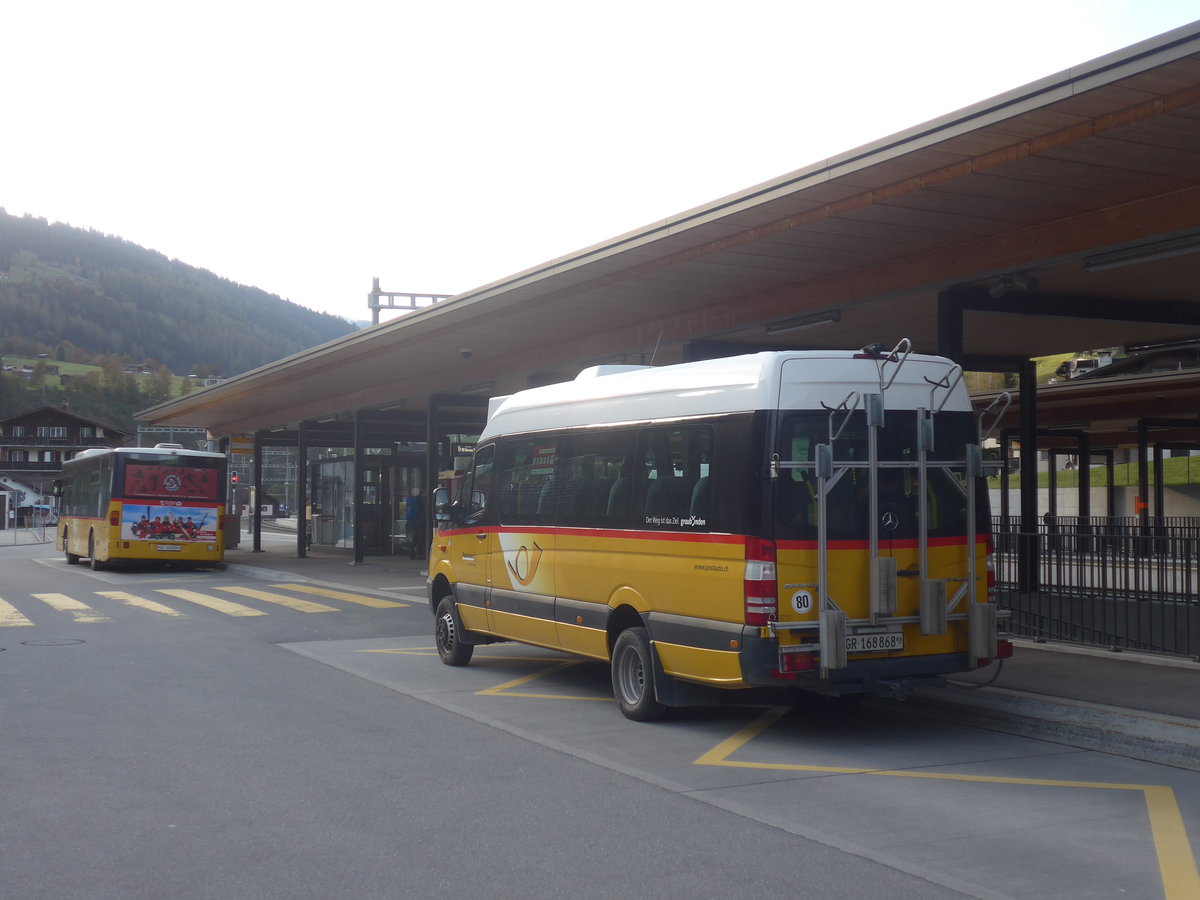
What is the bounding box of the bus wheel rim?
[436,611,455,653]
[616,645,644,704]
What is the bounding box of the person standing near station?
[405,490,425,560]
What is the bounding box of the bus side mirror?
[433,487,451,523]
[51,480,64,497]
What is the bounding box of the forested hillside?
[0,209,355,375]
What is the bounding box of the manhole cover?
[21,639,86,647]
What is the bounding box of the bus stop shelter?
[140,22,1200,609]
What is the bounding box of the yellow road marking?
[271,583,407,608]
[358,646,607,700]
[477,660,609,701]
[0,597,35,627]
[696,709,1200,900]
[215,586,337,613]
[33,593,110,624]
[154,588,266,617]
[96,591,187,617]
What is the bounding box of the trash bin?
[224,514,241,549]
[315,515,335,545]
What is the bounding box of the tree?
[149,365,174,402]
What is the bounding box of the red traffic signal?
[230,473,239,484]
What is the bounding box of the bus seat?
[607,478,630,518]
[538,478,559,515]
[690,477,711,518]
[645,476,694,518]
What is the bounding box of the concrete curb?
[908,682,1200,771]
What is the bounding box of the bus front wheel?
[434,596,473,666]
[63,530,80,565]
[611,627,667,722]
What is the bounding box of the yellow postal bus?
[428,342,1011,720]
[56,443,227,570]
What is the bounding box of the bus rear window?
[775,411,983,542]
[121,461,221,501]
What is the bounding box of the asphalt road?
[2,541,1198,900]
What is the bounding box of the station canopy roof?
[141,22,1200,445]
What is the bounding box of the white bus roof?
[67,445,224,463]
[480,350,971,440]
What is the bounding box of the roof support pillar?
[1078,432,1091,520]
[296,421,309,559]
[1138,420,1151,526]
[252,430,264,553]
[426,398,443,553]
[1018,359,1039,593]
[936,291,965,363]
[352,410,365,566]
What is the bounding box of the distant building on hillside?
[0,406,132,526]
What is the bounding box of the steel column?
[296,421,309,559]
[252,430,264,552]
[1018,359,1039,592]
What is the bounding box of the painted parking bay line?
[154,588,266,617]
[95,591,188,617]
[694,708,1200,900]
[215,585,338,613]
[360,645,610,702]
[0,597,35,627]
[271,583,407,609]
[33,593,111,624]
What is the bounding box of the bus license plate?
[846,631,903,653]
[156,544,182,552]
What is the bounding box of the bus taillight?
[109,510,120,527]
[744,537,778,626]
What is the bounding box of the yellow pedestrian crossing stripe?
[33,593,111,624]
[0,597,35,627]
[96,591,189,617]
[0,583,411,627]
[271,583,408,608]
[154,588,267,617]
[214,586,337,613]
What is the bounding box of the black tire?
[63,529,80,565]
[434,595,474,666]
[611,626,667,722]
[88,533,104,572]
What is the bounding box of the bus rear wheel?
[434,596,473,666]
[63,530,80,565]
[88,533,104,572]
[611,627,667,722]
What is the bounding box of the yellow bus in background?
[428,342,1011,720]
[56,443,227,570]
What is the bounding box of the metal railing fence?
[992,516,1200,659]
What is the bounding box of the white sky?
[4,1,1198,323]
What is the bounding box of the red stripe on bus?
[776,536,985,551]
[439,525,745,545]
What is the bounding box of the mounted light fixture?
[988,272,1039,299]
[1083,232,1200,273]
[764,309,841,336]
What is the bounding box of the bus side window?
[637,426,712,528]
[456,445,494,526]
[495,438,558,527]
[559,429,635,529]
